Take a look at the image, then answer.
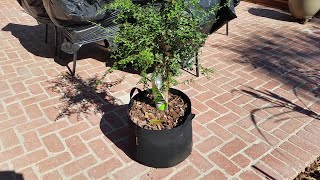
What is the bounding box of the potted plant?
[288,0,320,24]
[104,0,221,168]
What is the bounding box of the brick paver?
[1,0,320,179]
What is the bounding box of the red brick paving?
[1,0,320,179]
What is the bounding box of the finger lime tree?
[106,0,220,111]
[101,0,232,168]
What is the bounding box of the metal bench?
[57,11,119,76]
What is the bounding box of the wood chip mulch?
[295,157,320,180]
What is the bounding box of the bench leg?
[72,52,77,76]
[195,51,199,77]
[104,39,109,48]
[54,26,58,56]
[59,30,62,59]
[226,23,229,36]
[45,24,48,43]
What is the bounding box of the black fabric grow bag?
[129,88,195,168]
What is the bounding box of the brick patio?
[1,0,320,179]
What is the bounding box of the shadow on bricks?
[0,171,24,180]
[226,28,320,98]
[54,42,115,67]
[2,23,55,58]
[252,165,277,180]
[232,86,320,145]
[2,23,119,69]
[49,73,135,160]
[100,111,135,161]
[248,8,292,22]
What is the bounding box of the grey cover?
[17,0,51,23]
[42,0,111,28]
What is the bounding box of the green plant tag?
[158,103,166,111]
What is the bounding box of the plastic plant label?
[156,101,166,111]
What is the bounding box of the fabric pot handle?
[180,113,195,130]
[186,113,195,123]
[130,87,142,99]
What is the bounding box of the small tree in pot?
[104,0,222,167]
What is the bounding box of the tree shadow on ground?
[248,8,293,22]
[225,27,320,125]
[224,22,320,177]
[233,86,320,179]
[0,171,23,180]
[227,29,320,143]
[225,26,320,136]
[224,26,320,98]
[233,86,320,144]
[48,73,135,160]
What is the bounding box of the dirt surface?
[129,92,187,130]
[295,157,320,180]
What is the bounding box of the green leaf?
[157,103,166,111]
[149,119,164,125]
[100,0,220,107]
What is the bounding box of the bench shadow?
[2,23,55,58]
[2,23,142,76]
[248,8,293,22]
[2,23,111,61]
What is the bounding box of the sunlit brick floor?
[0,0,320,179]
